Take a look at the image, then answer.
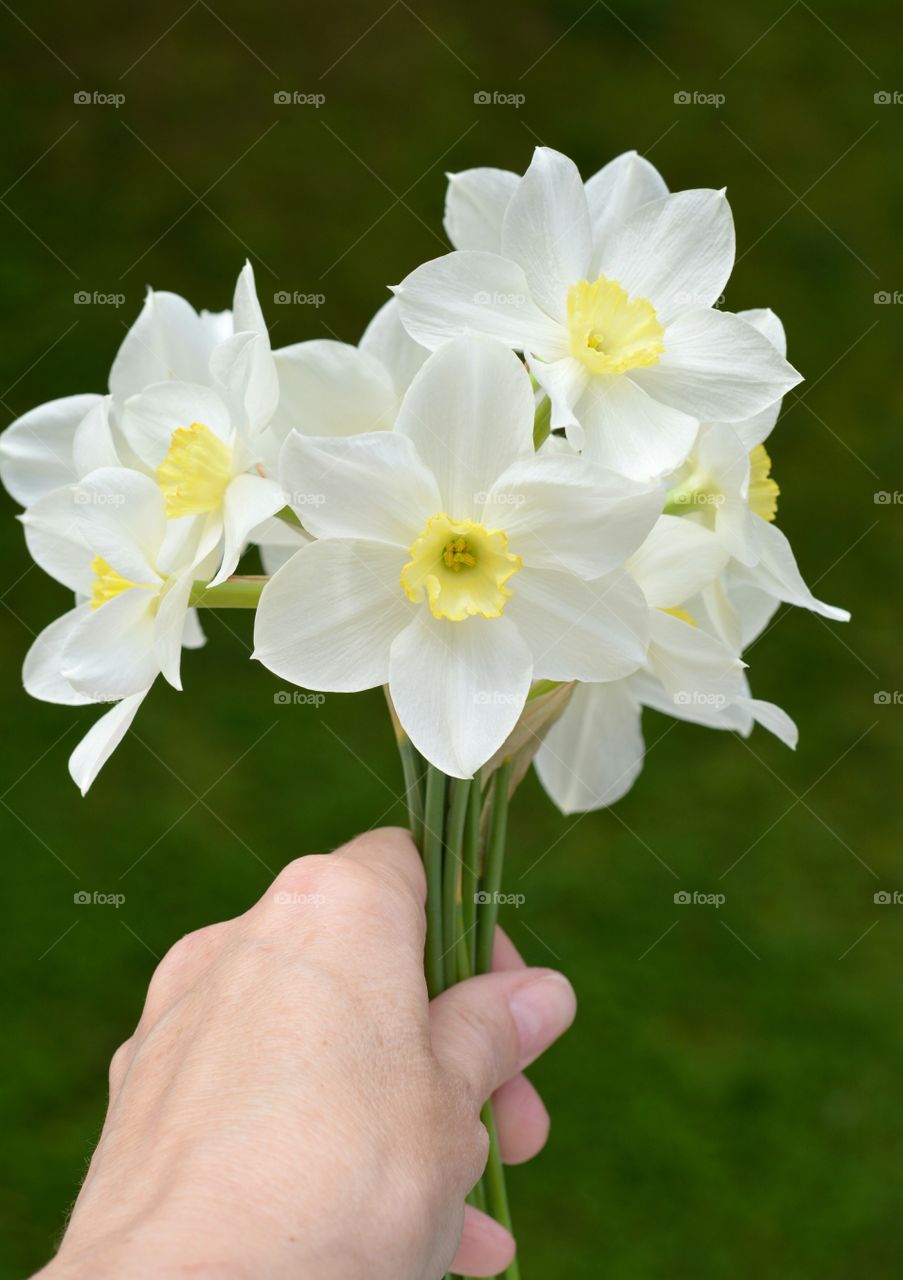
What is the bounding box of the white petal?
[633,308,802,422]
[736,518,850,621]
[210,330,278,437]
[23,605,96,705]
[209,473,286,587]
[121,381,233,469]
[507,567,649,681]
[359,297,429,399]
[393,251,567,359]
[737,307,786,357]
[72,398,124,475]
[585,150,669,271]
[232,261,268,335]
[75,468,165,586]
[627,515,729,607]
[272,340,397,437]
[110,291,212,404]
[528,354,590,433]
[577,374,699,481]
[394,336,535,516]
[535,680,644,814]
[388,612,532,778]
[483,453,662,577]
[69,690,149,795]
[500,147,592,322]
[646,610,745,708]
[254,540,411,692]
[692,424,758,565]
[21,486,93,594]
[720,309,789,449]
[599,189,735,321]
[248,514,311,575]
[154,571,195,689]
[737,696,798,748]
[444,167,519,252]
[182,608,207,650]
[0,394,101,506]
[63,588,160,700]
[279,430,439,544]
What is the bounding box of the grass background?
[1,0,901,1274]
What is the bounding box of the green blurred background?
[1,0,901,1274]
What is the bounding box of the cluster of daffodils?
[1,148,848,808]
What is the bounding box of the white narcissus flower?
[534,514,798,814]
[395,147,802,482]
[21,468,215,793]
[254,336,663,777]
[0,263,261,510]
[661,308,849,648]
[444,148,668,256]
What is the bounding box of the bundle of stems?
[396,736,520,1280]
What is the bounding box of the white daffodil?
[254,336,662,777]
[269,297,428,439]
[394,147,802,482]
[21,467,216,793]
[661,308,849,648]
[534,514,797,814]
[0,263,262,510]
[445,148,668,256]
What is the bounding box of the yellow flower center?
[89,556,152,610]
[156,423,233,518]
[401,514,522,621]
[748,443,779,521]
[567,276,664,375]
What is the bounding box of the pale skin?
[37,827,576,1279]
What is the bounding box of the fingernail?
[508,971,576,1061]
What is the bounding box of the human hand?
[38,827,575,1279]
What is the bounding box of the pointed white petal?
[279,430,439,545]
[444,167,519,252]
[121,381,232,468]
[393,251,567,358]
[737,307,787,357]
[154,571,196,689]
[273,339,397,438]
[738,696,798,748]
[646,610,745,708]
[577,374,699,481]
[69,690,149,795]
[736,518,850,621]
[633,308,802,422]
[75,468,165,586]
[598,189,735,321]
[210,330,278,436]
[23,605,96,705]
[359,297,429,399]
[507,567,649,681]
[182,608,206,650]
[21,486,93,594]
[394,336,535,516]
[254,539,411,692]
[483,453,661,577]
[72,398,124,475]
[388,612,532,778]
[110,291,212,404]
[585,150,669,271]
[528,354,590,432]
[535,680,645,814]
[0,394,102,506]
[500,147,592,322]
[208,473,286,587]
[232,261,268,335]
[63,588,160,700]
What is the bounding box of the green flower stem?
[532,393,552,450]
[443,779,472,991]
[190,576,267,609]
[422,766,448,1000]
[476,762,512,977]
[398,737,426,852]
[462,770,482,975]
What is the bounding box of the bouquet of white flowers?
[0,147,848,1278]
